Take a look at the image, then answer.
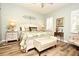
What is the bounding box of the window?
[71,11,79,33]
[46,17,53,32]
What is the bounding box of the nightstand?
[54,32,64,40]
[54,32,64,37]
[5,31,19,42]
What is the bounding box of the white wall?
[1,3,79,42]
[47,3,79,40]
[0,3,45,42]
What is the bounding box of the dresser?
[5,31,19,42]
[54,32,64,37]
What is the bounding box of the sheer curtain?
[46,17,53,32]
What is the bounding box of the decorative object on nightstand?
[37,24,45,31]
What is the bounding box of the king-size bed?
[19,31,58,54]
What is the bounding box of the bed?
[20,31,58,53]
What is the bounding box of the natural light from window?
[71,10,79,33]
[46,17,53,32]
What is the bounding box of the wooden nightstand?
[54,32,64,40]
[54,32,64,37]
[5,31,19,42]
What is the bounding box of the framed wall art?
[56,17,64,27]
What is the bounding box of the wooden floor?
[0,41,79,56]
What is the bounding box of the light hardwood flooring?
[0,41,79,56]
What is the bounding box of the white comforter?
[20,31,54,51]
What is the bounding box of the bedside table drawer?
[5,31,19,42]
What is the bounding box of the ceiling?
[15,3,68,15]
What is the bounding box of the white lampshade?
[7,18,16,31]
[9,19,16,26]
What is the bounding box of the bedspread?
[20,31,56,52]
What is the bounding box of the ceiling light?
[41,3,53,8]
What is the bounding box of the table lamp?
[7,19,16,31]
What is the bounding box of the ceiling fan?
[40,3,53,8]
[33,3,53,8]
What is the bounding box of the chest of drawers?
[5,31,19,42]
